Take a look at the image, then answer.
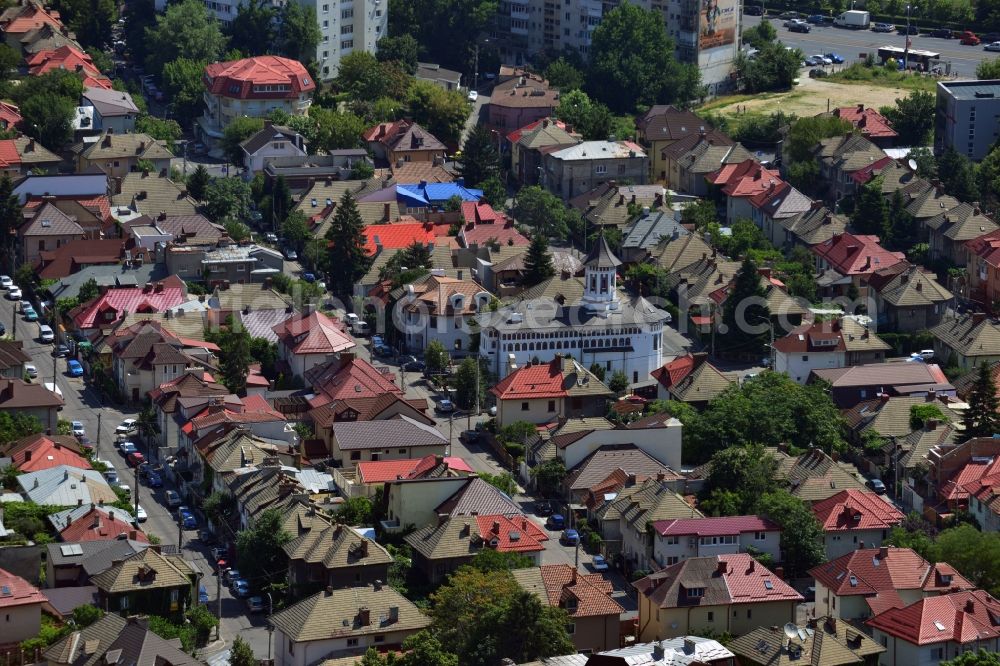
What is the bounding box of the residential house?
[619,209,689,263]
[109,327,208,402]
[830,105,899,147]
[199,56,314,142]
[490,356,613,427]
[869,264,953,333]
[773,318,891,384]
[931,313,1000,371]
[414,62,461,90]
[74,133,173,178]
[1,434,90,473]
[149,369,228,454]
[45,537,146,588]
[270,584,431,666]
[844,393,963,446]
[0,378,64,425]
[125,213,222,248]
[867,590,1000,666]
[20,201,85,265]
[0,567,46,646]
[80,87,138,134]
[513,564,624,653]
[111,172,198,218]
[181,395,289,452]
[768,205,848,251]
[44,615,200,666]
[17,466,115,505]
[165,241,283,285]
[636,105,710,182]
[0,340,32,378]
[0,137,60,177]
[730,618,884,666]
[386,180,484,211]
[650,353,733,408]
[399,273,492,354]
[509,118,580,185]
[552,412,683,474]
[902,182,962,237]
[541,141,649,201]
[486,71,560,132]
[193,427,287,495]
[0,0,64,50]
[57,505,148,543]
[924,203,999,266]
[565,443,678,507]
[262,153,372,192]
[749,182,815,243]
[568,182,666,230]
[307,394,433,461]
[635,554,802,641]
[90,548,197,619]
[328,416,447,467]
[457,200,530,249]
[381,476,521,536]
[305,355,402,408]
[22,191,114,239]
[0,101,20,132]
[966,227,1000,308]
[406,514,548,583]
[27,44,110,89]
[363,120,446,167]
[706,160,783,225]
[529,636,736,666]
[652,516,781,569]
[812,134,890,202]
[811,489,904,560]
[240,122,307,173]
[810,547,974,621]
[283,507,392,593]
[809,362,954,408]
[68,277,188,334]
[663,131,747,195]
[353,455,472,498]
[273,309,355,380]
[928,436,1000,514]
[37,239,127,280]
[811,233,907,299]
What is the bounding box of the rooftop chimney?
[357,607,370,626]
[716,560,728,575]
[879,546,889,559]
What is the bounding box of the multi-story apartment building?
[491,0,740,95]
[935,79,1000,161]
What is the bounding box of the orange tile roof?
[537,564,624,617]
[833,105,898,139]
[475,514,548,552]
[272,310,355,355]
[0,567,46,610]
[811,489,904,532]
[490,358,567,400]
[363,222,437,255]
[59,507,149,543]
[811,233,906,276]
[2,3,62,35]
[4,434,90,472]
[203,56,314,99]
[867,590,1000,645]
[709,159,783,198]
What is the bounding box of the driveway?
[459,94,490,149]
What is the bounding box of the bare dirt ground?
[704,77,914,118]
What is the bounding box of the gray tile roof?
[932,315,1000,357]
[112,173,198,218]
[82,87,139,117]
[566,445,673,492]
[435,477,521,516]
[18,466,117,505]
[332,415,446,451]
[21,201,84,237]
[45,615,199,666]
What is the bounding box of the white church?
[478,235,672,383]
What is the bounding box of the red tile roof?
[505,117,570,143]
[309,357,402,404]
[811,233,906,276]
[58,507,149,543]
[272,310,355,355]
[37,239,124,279]
[850,155,894,185]
[653,515,779,537]
[635,554,802,608]
[4,434,90,472]
[967,228,1000,269]
[459,201,529,247]
[941,456,1000,502]
[363,222,437,255]
[0,101,21,131]
[475,514,548,552]
[0,140,21,169]
[203,56,315,99]
[0,567,46,610]
[184,396,285,434]
[809,547,974,608]
[70,279,187,330]
[833,105,899,139]
[650,354,697,390]
[357,455,473,484]
[1,3,62,35]
[811,489,904,532]
[490,358,567,400]
[535,564,625,617]
[707,159,782,197]
[867,590,1000,645]
[27,45,104,82]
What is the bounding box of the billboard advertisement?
[699,0,738,52]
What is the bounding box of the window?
[321,3,327,10]
[350,451,360,461]
[754,531,766,540]
[666,556,679,565]
[618,164,626,174]
[707,611,714,621]
[398,449,406,454]
[341,24,353,34]
[346,638,359,647]
[595,164,607,175]
[522,402,529,410]
[548,400,556,412]
[665,536,678,545]
[374,636,385,644]
[120,596,129,609]
[930,648,944,660]
[236,264,245,272]
[289,640,294,655]
[747,609,752,619]
[322,19,328,27]
[802,355,809,361]
[566,623,576,635]
[341,7,353,18]
[113,161,120,167]
[686,587,705,598]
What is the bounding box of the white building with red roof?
[458,201,529,249]
[355,455,473,496]
[809,546,975,621]
[772,317,891,384]
[69,277,188,333]
[832,105,899,147]
[398,272,494,355]
[706,159,784,225]
[305,355,402,408]
[489,355,612,427]
[1,433,90,473]
[651,516,781,568]
[811,489,905,560]
[272,308,355,380]
[199,56,314,141]
[867,590,1000,665]
[811,233,906,298]
[0,566,48,645]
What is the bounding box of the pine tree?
[457,125,499,187]
[0,175,20,273]
[272,174,292,226]
[326,189,371,296]
[186,164,209,201]
[964,362,1000,438]
[850,176,889,237]
[228,636,256,666]
[722,257,770,353]
[523,233,555,286]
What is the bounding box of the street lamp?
[903,5,912,71]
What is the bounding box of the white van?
[344,313,360,326]
[38,324,54,343]
[351,320,370,336]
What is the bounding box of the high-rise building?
[491,0,740,96]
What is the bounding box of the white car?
[468,90,479,102]
[71,421,85,437]
[116,418,138,435]
[7,286,21,300]
[986,41,1000,51]
[135,505,147,523]
[0,275,11,289]
[165,489,182,508]
[24,363,37,379]
[811,54,833,65]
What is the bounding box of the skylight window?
[934,621,946,631]
[764,580,773,590]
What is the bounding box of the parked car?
[301,272,316,282]
[982,32,1000,42]
[116,419,137,435]
[929,27,954,37]
[459,430,480,445]
[0,322,5,336]
[743,4,762,15]
[22,304,37,321]
[165,489,182,508]
[264,232,278,243]
[71,421,85,437]
[435,398,455,414]
[783,18,806,28]
[246,596,265,612]
[77,435,93,452]
[24,363,36,379]
[467,90,478,102]
[7,286,21,300]
[898,24,919,34]
[591,555,609,572]
[372,343,392,356]
[809,67,829,78]
[866,478,887,494]
[918,349,935,360]
[135,505,147,523]
[222,568,240,584]
[788,21,811,32]
[119,441,137,455]
[778,11,802,19]
[872,22,895,32]
[178,507,197,529]
[961,30,981,44]
[199,585,209,604]
[0,275,11,289]
[561,529,580,546]
[67,360,83,377]
[535,500,554,517]
[232,579,251,598]
[146,471,163,488]
[53,343,69,358]
[211,546,228,563]
[401,356,425,372]
[825,52,845,63]
[547,514,565,530]
[986,41,1000,51]
[283,248,298,260]
[127,451,145,467]
[811,54,833,64]
[807,14,829,24]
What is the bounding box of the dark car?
[301,272,316,283]
[547,514,565,530]
[146,471,163,488]
[743,4,762,15]
[866,478,887,495]
[535,500,554,517]
[459,430,480,445]
[898,24,919,34]
[788,21,811,33]
[0,322,6,336]
[982,32,1000,42]
[401,356,425,372]
[53,344,70,357]
[561,529,580,546]
[930,27,953,38]
[198,585,209,604]
[807,14,829,24]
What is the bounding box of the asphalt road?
[746,14,992,77]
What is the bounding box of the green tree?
[379,241,433,285]
[0,44,20,81]
[386,0,497,74]
[424,340,449,375]
[700,443,778,515]
[144,0,226,75]
[588,2,701,112]
[935,524,1000,595]
[161,58,209,126]
[544,57,584,90]
[186,165,210,201]
[217,324,252,395]
[523,233,555,286]
[736,41,803,93]
[979,59,1000,79]
[271,175,293,226]
[589,362,606,382]
[71,605,102,627]
[458,126,500,187]
[136,406,160,445]
[721,257,769,354]
[56,0,116,48]
[407,80,469,147]
[964,362,1000,438]
[235,508,291,590]
[19,93,76,150]
[757,490,826,577]
[938,147,980,203]
[325,190,370,296]
[136,115,183,146]
[680,199,718,229]
[77,277,99,304]
[943,651,1000,666]
[608,370,629,395]
[281,211,312,253]
[851,177,890,236]
[123,0,156,66]
[228,635,257,666]
[478,472,518,496]
[333,496,373,525]
[278,2,321,63]
[879,91,935,145]
[785,115,854,163]
[398,631,458,666]
[375,34,419,74]
[530,459,566,498]
[512,186,569,239]
[453,357,486,410]
[310,107,367,151]
[226,0,276,57]
[887,188,918,249]
[204,177,253,223]
[0,175,21,273]
[221,116,265,166]
[477,175,506,208]
[742,19,777,49]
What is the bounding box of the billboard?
[699,0,738,52]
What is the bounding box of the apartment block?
[935,80,1000,161]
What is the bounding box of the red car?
[127,452,145,467]
[961,30,981,45]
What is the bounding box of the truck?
[834,10,870,28]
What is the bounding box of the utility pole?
[96,413,102,459]
[903,4,912,71]
[473,42,479,94]
[216,565,222,639]
[134,460,140,525]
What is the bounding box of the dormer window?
[686,587,705,598]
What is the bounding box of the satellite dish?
[783,623,799,640]
[908,158,918,171]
